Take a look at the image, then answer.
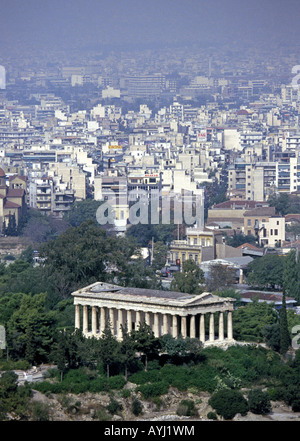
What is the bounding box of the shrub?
[248,389,271,415]
[0,359,30,371]
[129,370,161,385]
[132,398,143,416]
[31,402,51,421]
[89,378,109,393]
[95,407,112,421]
[136,381,169,399]
[209,389,248,420]
[106,398,123,415]
[176,399,197,417]
[292,399,300,412]
[147,360,160,370]
[207,411,218,420]
[108,375,126,390]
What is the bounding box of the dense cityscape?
[2,0,300,428]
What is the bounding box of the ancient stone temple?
[72,282,235,345]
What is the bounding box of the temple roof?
[72,282,235,309]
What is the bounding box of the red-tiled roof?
[285,214,300,222]
[0,168,5,177]
[4,200,20,209]
[237,243,261,251]
[9,175,27,182]
[243,207,275,217]
[6,188,25,198]
[212,200,266,209]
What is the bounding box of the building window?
[275,229,278,235]
[201,239,205,246]
[247,219,251,226]
[182,253,186,262]
[194,238,197,245]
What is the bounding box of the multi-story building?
[29,177,53,215]
[244,206,285,247]
[0,168,27,229]
[207,200,269,231]
[124,74,165,98]
[168,227,223,267]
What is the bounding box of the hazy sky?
[1,0,300,54]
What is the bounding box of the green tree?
[0,371,32,420]
[209,388,248,420]
[233,300,278,342]
[20,245,34,265]
[225,232,257,248]
[64,199,105,228]
[206,264,236,292]
[4,214,17,236]
[246,253,284,289]
[268,193,300,216]
[6,293,56,364]
[248,389,271,415]
[283,250,300,303]
[39,220,109,298]
[268,193,291,216]
[131,322,160,371]
[120,324,136,381]
[52,330,69,381]
[151,241,168,271]
[132,398,143,416]
[39,220,158,300]
[279,290,291,356]
[261,324,281,352]
[171,259,205,294]
[126,222,178,247]
[99,320,120,378]
[159,334,203,364]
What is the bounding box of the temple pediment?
[182,292,234,306]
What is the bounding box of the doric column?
[172,315,178,338]
[209,313,215,342]
[200,314,205,342]
[83,305,88,334]
[109,308,114,334]
[145,312,151,327]
[227,311,233,340]
[181,316,187,338]
[100,307,105,333]
[92,306,97,335]
[75,304,80,330]
[127,310,132,332]
[190,315,196,339]
[136,311,141,328]
[117,309,123,340]
[163,314,168,335]
[219,312,224,341]
[154,313,160,337]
